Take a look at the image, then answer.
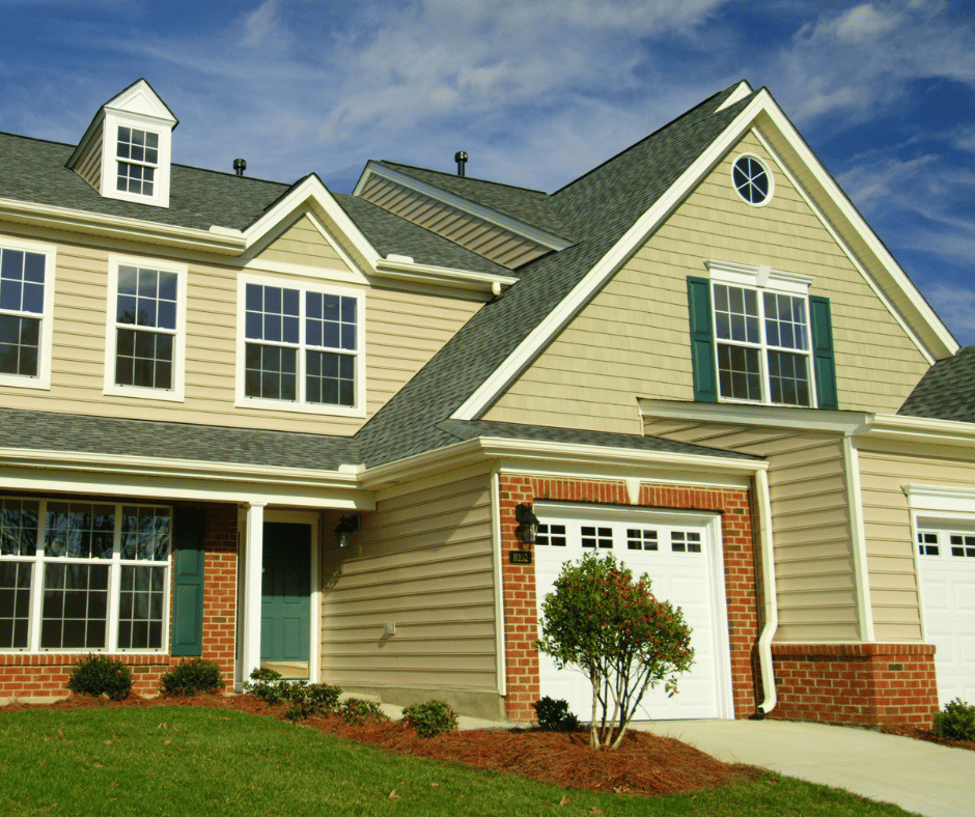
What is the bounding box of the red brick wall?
[0,501,238,702]
[498,476,760,722]
[769,643,939,728]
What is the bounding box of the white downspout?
[754,468,778,716]
[490,466,507,698]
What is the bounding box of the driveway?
[632,719,975,817]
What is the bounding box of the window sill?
[103,384,185,403]
[234,396,366,419]
[0,375,51,391]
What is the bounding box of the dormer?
[67,79,178,209]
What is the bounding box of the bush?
[402,700,458,738]
[66,654,132,701]
[159,658,225,696]
[339,697,388,725]
[242,669,341,721]
[933,699,975,741]
[536,553,694,749]
[532,696,580,732]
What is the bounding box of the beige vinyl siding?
[256,215,351,272]
[644,417,861,641]
[359,175,550,270]
[855,445,975,641]
[319,465,497,691]
[0,227,481,435]
[73,130,104,193]
[485,130,929,433]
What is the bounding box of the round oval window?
[732,155,773,205]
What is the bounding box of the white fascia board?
[0,446,373,508]
[240,175,380,273]
[639,398,872,435]
[859,413,975,449]
[453,88,956,422]
[360,435,765,492]
[357,163,571,251]
[752,97,957,357]
[374,257,519,295]
[0,198,245,255]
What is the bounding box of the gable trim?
[452,89,955,422]
[355,162,572,251]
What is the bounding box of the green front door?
[261,523,311,679]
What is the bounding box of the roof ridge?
[550,80,753,198]
[378,160,550,196]
[0,130,74,149]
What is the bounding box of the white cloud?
[821,3,904,42]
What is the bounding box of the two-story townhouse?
[0,78,969,727]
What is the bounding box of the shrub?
[532,696,580,732]
[933,699,975,742]
[159,658,225,697]
[66,654,132,701]
[339,697,388,726]
[537,553,694,749]
[242,669,341,721]
[402,700,458,738]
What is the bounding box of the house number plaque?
[509,550,533,565]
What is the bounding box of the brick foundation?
[0,500,238,703]
[498,475,760,722]
[769,643,939,728]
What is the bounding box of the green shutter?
[809,296,838,410]
[171,507,206,657]
[687,276,718,403]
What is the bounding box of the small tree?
[536,553,694,749]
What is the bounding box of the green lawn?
[0,707,916,816]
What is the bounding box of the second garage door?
[532,503,734,721]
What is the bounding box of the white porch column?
[242,502,266,683]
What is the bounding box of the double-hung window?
[687,261,837,410]
[237,276,364,415]
[712,283,812,406]
[104,256,186,401]
[0,240,55,390]
[0,498,171,652]
[116,126,159,197]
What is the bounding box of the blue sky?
[1,0,973,345]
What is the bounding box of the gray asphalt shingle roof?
[0,81,764,473]
[898,347,975,423]
[375,161,573,240]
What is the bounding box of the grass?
[0,706,917,817]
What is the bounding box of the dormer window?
[116,127,159,197]
[66,79,177,209]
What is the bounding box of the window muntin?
[241,279,362,411]
[713,282,812,407]
[0,498,171,653]
[116,127,159,197]
[732,154,773,206]
[0,247,47,381]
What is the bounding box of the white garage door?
[533,503,733,721]
[917,524,975,706]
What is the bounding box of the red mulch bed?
[0,693,761,798]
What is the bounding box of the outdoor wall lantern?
[335,514,360,548]
[515,503,540,545]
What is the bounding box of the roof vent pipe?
[233,158,247,177]
[455,151,468,177]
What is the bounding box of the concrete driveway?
[632,719,975,817]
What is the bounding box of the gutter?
[752,468,778,718]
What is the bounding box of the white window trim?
[730,152,775,207]
[235,273,367,418]
[0,498,172,655]
[0,237,56,391]
[103,254,187,402]
[99,111,172,208]
[706,259,818,408]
